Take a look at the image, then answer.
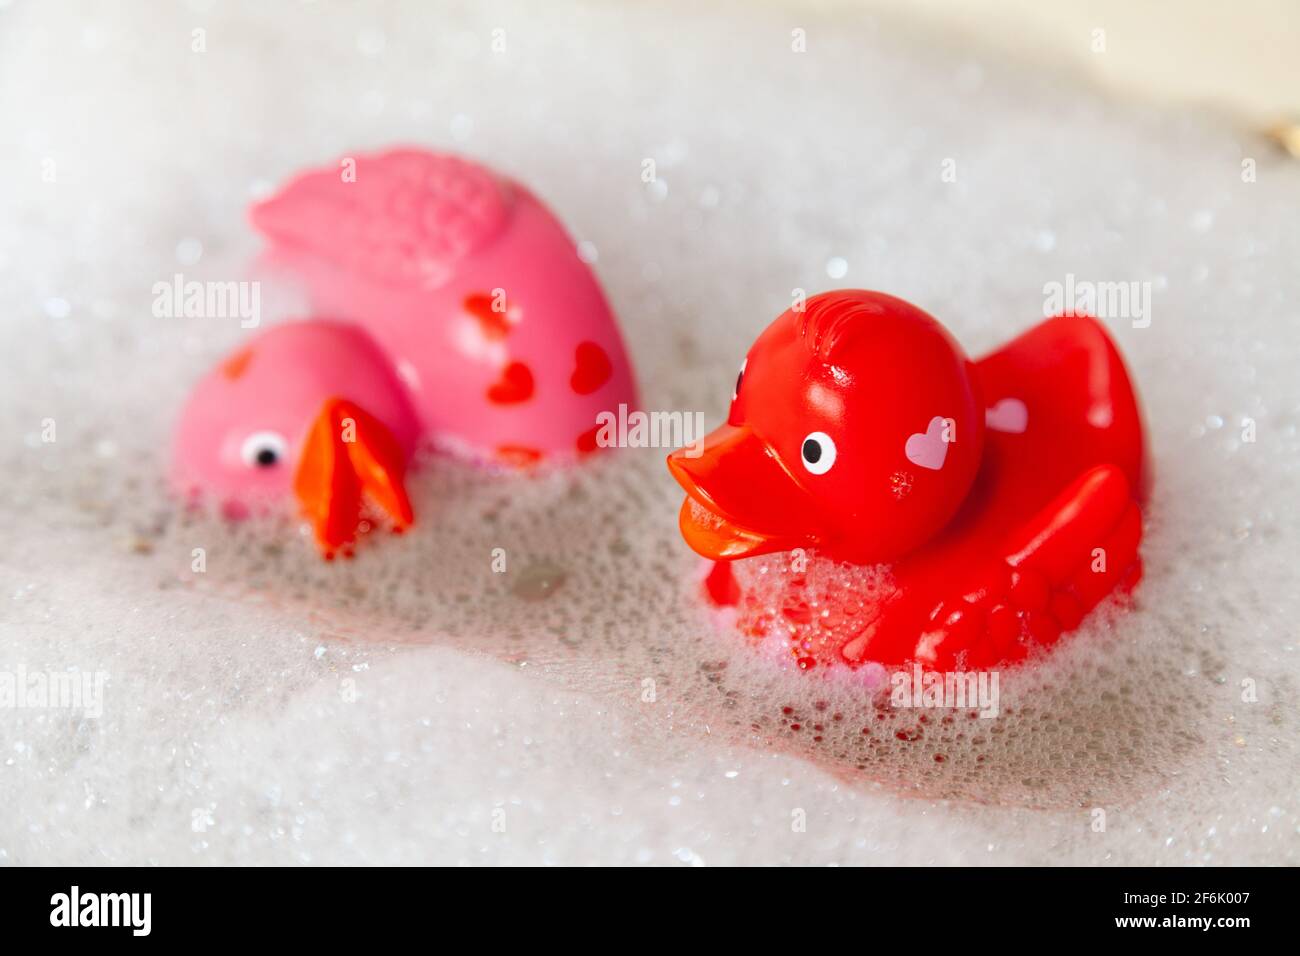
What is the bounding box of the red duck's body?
[668,291,1149,670]
[840,314,1149,668]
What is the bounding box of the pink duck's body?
[173,148,637,555]
[250,148,637,466]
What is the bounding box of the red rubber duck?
[667,290,1149,670]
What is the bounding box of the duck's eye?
[240,431,288,469]
[800,431,837,475]
[733,358,747,401]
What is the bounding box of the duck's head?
[172,320,421,556]
[668,290,984,565]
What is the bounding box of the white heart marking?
[905,416,951,471]
[985,398,1028,434]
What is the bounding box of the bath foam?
[0,0,1296,863]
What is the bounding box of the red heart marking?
[487,362,535,404]
[570,341,612,395]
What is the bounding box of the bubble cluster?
[728,552,898,671]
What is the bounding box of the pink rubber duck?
[173,148,637,556]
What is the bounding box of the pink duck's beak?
[294,397,413,557]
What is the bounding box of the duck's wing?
[250,148,511,289]
[935,463,1143,666]
[844,464,1142,670]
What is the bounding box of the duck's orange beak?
[667,424,819,561]
[294,397,413,557]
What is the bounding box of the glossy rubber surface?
[668,290,1148,668]
[173,148,638,554]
